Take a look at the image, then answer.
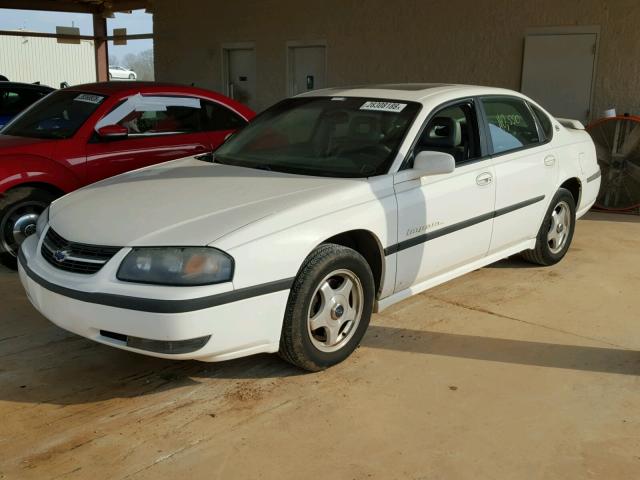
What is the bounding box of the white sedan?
[108,65,137,80]
[18,84,601,371]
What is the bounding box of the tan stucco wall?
[153,0,640,118]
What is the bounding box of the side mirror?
[96,124,128,140]
[413,151,455,176]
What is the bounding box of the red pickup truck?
[0,82,254,263]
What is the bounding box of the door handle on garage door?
[544,155,556,166]
[476,172,493,186]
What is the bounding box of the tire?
[521,188,576,266]
[0,187,56,268]
[279,243,375,372]
[129,74,135,80]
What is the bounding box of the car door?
[85,94,211,183]
[393,99,496,292]
[480,96,558,254]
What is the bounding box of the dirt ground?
[0,212,639,480]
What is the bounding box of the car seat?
[419,116,464,163]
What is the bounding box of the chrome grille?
[41,228,121,274]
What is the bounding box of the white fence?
[0,33,96,88]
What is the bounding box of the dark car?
[0,82,54,129]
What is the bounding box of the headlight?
[117,247,234,286]
[36,206,50,238]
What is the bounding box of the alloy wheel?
[547,200,571,254]
[307,269,364,353]
[1,201,46,257]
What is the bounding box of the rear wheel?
[0,187,56,268]
[128,74,135,79]
[279,244,375,371]
[521,188,576,266]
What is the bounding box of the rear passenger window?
[530,103,553,141]
[202,101,247,131]
[482,97,540,154]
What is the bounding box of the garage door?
[521,33,597,124]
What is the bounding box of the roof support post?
[93,14,109,82]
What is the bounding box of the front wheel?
[0,187,56,267]
[129,74,135,80]
[521,188,576,266]
[279,244,375,372]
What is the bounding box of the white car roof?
[299,83,525,104]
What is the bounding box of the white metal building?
[0,33,96,88]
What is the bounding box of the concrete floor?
[1,212,639,480]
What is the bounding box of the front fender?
[215,176,397,295]
[0,154,83,194]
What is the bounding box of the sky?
[0,8,153,62]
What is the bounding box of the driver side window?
[414,102,481,166]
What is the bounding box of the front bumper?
[18,234,290,362]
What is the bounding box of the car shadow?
[363,325,640,376]
[582,211,640,224]
[485,255,541,269]
[2,320,638,407]
[0,326,305,406]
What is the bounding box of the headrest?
[424,116,461,148]
[348,115,381,141]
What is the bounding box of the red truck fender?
[0,154,82,195]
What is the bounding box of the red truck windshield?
[2,90,106,140]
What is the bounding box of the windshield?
[1,90,106,139]
[214,97,421,177]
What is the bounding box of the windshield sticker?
[360,101,407,113]
[74,94,104,104]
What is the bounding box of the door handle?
[476,172,493,186]
[544,155,556,166]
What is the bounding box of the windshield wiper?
[213,155,274,172]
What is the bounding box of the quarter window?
[201,100,246,131]
[482,97,540,154]
[530,103,553,141]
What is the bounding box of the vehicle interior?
[415,103,481,165]
[224,97,421,177]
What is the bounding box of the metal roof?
[0,0,151,14]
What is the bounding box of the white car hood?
[49,158,361,247]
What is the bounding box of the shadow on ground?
[582,211,640,224]
[2,319,638,407]
[363,325,640,376]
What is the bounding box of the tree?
[123,49,154,81]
